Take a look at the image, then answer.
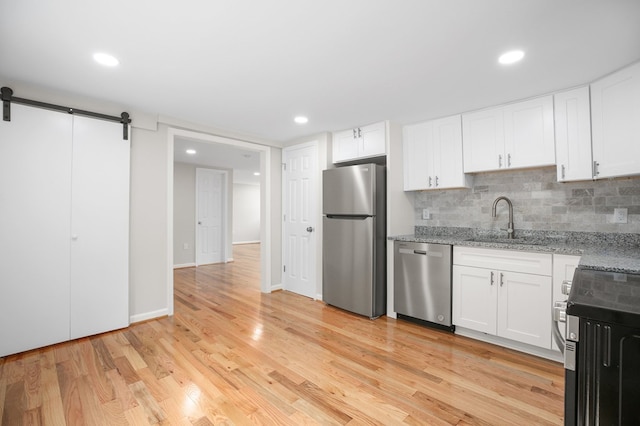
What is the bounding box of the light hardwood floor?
[0,243,564,425]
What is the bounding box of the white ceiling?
[1,0,639,146]
[174,137,261,184]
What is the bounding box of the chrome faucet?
[492,196,514,239]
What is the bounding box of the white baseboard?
[270,283,283,292]
[130,308,170,324]
[226,258,234,263]
[233,240,260,245]
[454,327,563,363]
[315,293,323,301]
[173,263,195,269]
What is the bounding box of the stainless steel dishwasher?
[394,241,453,331]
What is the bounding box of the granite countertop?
[390,227,640,274]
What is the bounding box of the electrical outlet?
[613,208,628,224]
[422,209,431,220]
[183,243,189,250]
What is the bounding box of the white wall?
[130,125,171,321]
[173,162,196,266]
[385,121,415,318]
[233,183,260,244]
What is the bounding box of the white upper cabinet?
[403,115,471,191]
[403,121,430,190]
[591,61,640,179]
[554,86,593,182]
[461,107,505,172]
[503,96,555,168]
[462,95,555,173]
[333,121,386,163]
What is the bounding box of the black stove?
[567,268,640,328]
[564,267,640,425]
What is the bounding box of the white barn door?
[0,105,73,356]
[70,116,130,339]
[282,142,318,299]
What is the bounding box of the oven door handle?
[552,317,565,354]
[552,300,567,354]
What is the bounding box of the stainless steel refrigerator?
[322,164,386,318]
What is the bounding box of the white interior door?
[283,142,318,299]
[70,116,130,339]
[196,168,224,265]
[0,105,73,356]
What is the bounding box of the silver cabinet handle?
[428,176,432,188]
[353,128,357,139]
[358,128,361,138]
[490,271,494,286]
[306,226,314,232]
[498,154,503,168]
[500,272,504,287]
[507,153,511,167]
[561,164,566,180]
[435,176,439,187]
[593,160,600,177]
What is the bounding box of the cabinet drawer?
[454,246,552,276]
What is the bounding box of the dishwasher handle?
[399,248,426,255]
[398,248,442,257]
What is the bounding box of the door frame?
[282,140,321,300]
[167,128,272,316]
[195,167,228,266]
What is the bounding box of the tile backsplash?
[413,166,640,233]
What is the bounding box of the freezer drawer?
[323,216,385,318]
[394,241,453,329]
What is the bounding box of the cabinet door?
[0,105,72,357]
[402,121,432,190]
[462,107,504,172]
[332,129,358,163]
[497,271,552,349]
[70,116,130,339]
[591,61,640,178]
[453,265,497,334]
[551,254,580,351]
[554,87,593,182]
[433,115,468,188]
[503,95,555,169]
[359,121,386,158]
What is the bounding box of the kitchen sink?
[464,237,545,246]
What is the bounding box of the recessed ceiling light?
[294,116,308,124]
[93,52,120,67]
[253,172,260,176]
[498,50,525,65]
[186,149,196,155]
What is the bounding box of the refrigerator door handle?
[326,214,370,220]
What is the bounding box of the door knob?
[306,226,314,232]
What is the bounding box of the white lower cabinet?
[453,247,553,349]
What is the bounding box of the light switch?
[422,209,430,220]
